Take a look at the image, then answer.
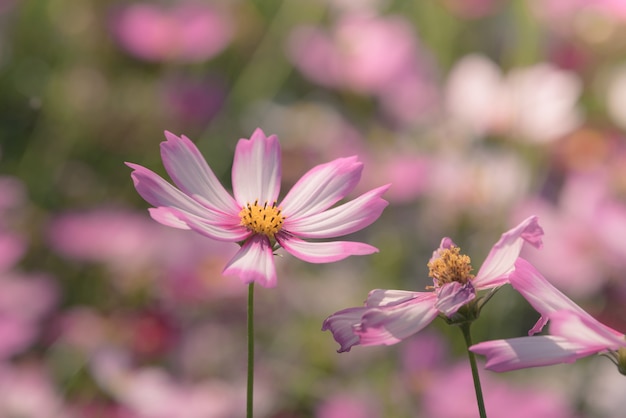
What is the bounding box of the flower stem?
[247,282,255,418]
[460,323,487,418]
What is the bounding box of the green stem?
[460,323,487,418]
[247,282,255,418]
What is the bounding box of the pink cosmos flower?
[470,258,626,372]
[110,2,232,63]
[127,129,389,288]
[322,216,543,352]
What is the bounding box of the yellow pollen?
[427,246,474,286]
[239,200,285,239]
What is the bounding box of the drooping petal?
[548,310,625,349]
[322,307,370,353]
[510,258,591,335]
[283,184,390,238]
[279,157,363,220]
[231,129,281,206]
[151,207,251,242]
[473,216,544,289]
[222,235,277,288]
[470,335,604,372]
[435,281,476,317]
[277,234,377,263]
[354,294,439,347]
[160,131,240,214]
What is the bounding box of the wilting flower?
[470,259,626,373]
[127,129,389,288]
[323,216,543,352]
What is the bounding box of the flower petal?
[283,184,390,238]
[510,258,591,335]
[279,157,363,219]
[355,294,439,347]
[222,235,277,288]
[151,207,251,242]
[160,131,240,214]
[277,234,377,263]
[548,310,625,349]
[231,129,281,206]
[128,163,239,230]
[470,335,603,372]
[473,215,544,289]
[322,307,370,353]
[435,281,476,317]
[127,163,211,217]
[365,289,423,307]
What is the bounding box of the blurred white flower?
[445,54,583,143]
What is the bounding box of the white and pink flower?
[127,129,389,288]
[322,216,543,352]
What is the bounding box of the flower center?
[427,246,475,286]
[239,200,285,239]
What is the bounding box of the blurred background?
[1,0,626,416]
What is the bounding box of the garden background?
[1,0,625,416]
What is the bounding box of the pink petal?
[322,307,369,353]
[365,289,423,307]
[470,336,603,372]
[231,128,281,206]
[160,131,240,215]
[510,258,591,335]
[473,216,544,289]
[434,281,476,317]
[222,235,277,288]
[279,157,363,220]
[355,294,439,347]
[277,234,377,263]
[283,184,389,238]
[429,237,456,264]
[151,207,250,242]
[548,310,625,349]
[127,163,213,218]
[127,162,240,229]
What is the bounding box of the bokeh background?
[2,0,626,416]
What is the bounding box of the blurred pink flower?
[422,361,576,418]
[531,0,626,34]
[516,170,626,298]
[0,271,58,358]
[471,259,626,373]
[91,350,251,418]
[288,14,417,93]
[0,231,26,272]
[110,2,232,63]
[287,14,438,125]
[48,208,245,301]
[445,54,582,143]
[48,209,163,273]
[0,364,68,418]
[422,148,531,224]
[323,216,543,352]
[127,129,389,288]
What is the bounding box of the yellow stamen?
[239,200,285,239]
[427,246,474,286]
